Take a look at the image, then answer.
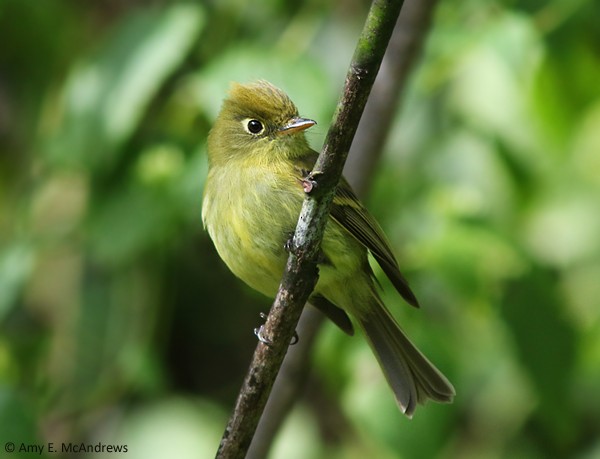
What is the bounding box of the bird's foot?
[254,312,299,346]
[284,231,295,253]
[300,170,323,194]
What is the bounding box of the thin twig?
[345,0,441,193]
[215,1,405,457]
[246,307,324,459]
[246,1,442,456]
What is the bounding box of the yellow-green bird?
[202,80,454,416]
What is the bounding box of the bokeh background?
[1,0,600,458]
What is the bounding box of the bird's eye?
[246,119,264,134]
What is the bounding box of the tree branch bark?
[215,1,406,457]
[246,1,442,457]
[345,0,440,193]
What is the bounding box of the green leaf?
[46,4,204,172]
[501,267,578,444]
[0,387,38,445]
[87,183,178,266]
[0,245,34,322]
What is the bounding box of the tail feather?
[358,301,455,417]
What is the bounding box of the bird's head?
[208,81,316,166]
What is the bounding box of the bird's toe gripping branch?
[254,312,299,346]
[300,170,324,194]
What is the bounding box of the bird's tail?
[357,299,455,417]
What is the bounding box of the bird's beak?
[278,117,316,135]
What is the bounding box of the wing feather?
[295,152,419,307]
[331,178,419,307]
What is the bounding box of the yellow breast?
[202,161,303,296]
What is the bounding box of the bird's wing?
[330,177,419,307]
[294,151,419,307]
[310,294,355,335]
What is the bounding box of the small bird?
[202,80,454,416]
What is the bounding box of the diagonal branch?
[215,1,406,457]
[345,0,441,194]
[247,1,442,456]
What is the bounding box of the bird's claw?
[301,170,323,194]
[290,330,299,345]
[254,324,273,347]
[284,232,295,253]
[254,312,272,347]
[254,312,300,346]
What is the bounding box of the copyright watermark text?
[4,441,128,454]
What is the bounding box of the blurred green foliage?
[1,0,600,458]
